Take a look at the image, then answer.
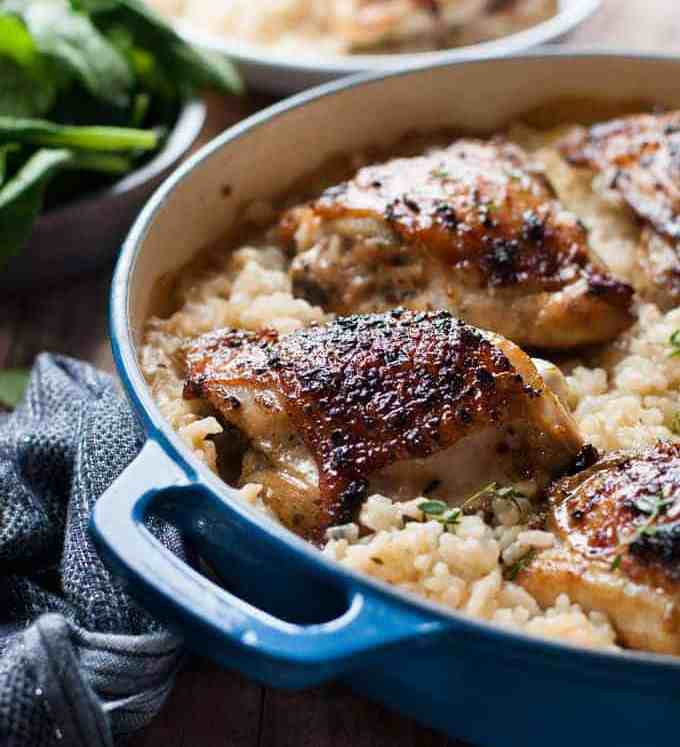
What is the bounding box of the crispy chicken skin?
[183,310,583,542]
[561,111,680,309]
[518,443,680,654]
[283,139,633,350]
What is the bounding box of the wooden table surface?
[2,1,678,744]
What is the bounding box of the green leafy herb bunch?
[0,0,241,263]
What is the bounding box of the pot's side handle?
[90,440,451,689]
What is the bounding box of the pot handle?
[91,440,451,689]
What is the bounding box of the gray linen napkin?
[0,354,185,746]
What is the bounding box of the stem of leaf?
[0,118,161,152]
[68,152,133,174]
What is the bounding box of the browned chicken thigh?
[183,309,583,542]
[518,442,680,654]
[282,139,633,350]
[562,110,680,309]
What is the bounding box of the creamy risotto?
[141,121,680,653]
[147,0,558,55]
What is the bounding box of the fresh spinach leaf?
[105,24,175,103]
[0,12,37,66]
[71,0,118,11]
[2,0,133,107]
[0,368,30,409]
[0,14,57,116]
[0,116,160,151]
[67,149,131,172]
[81,0,242,95]
[0,59,56,116]
[0,146,73,262]
[129,91,149,126]
[0,0,242,265]
[0,144,136,262]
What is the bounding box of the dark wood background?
[1,1,677,744]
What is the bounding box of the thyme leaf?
[417,482,528,533]
[418,499,447,515]
[611,492,675,563]
[417,499,462,531]
[669,330,680,358]
[462,481,528,518]
[505,549,536,581]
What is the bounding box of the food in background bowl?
[148,0,558,55]
[140,105,680,656]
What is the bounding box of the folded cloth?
[0,354,186,747]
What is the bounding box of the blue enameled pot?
[92,52,680,746]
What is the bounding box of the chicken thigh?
[561,110,680,309]
[283,139,633,350]
[518,442,680,654]
[183,309,583,541]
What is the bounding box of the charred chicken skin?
[518,442,680,654]
[282,139,633,350]
[183,309,583,542]
[561,110,680,309]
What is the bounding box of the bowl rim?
[171,0,600,75]
[112,48,680,677]
[41,99,207,220]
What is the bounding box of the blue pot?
[93,52,680,746]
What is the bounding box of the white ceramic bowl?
[171,0,600,94]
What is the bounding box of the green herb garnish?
[610,492,676,568]
[418,482,528,533]
[418,499,447,515]
[493,485,526,499]
[0,0,242,265]
[0,146,131,254]
[0,116,160,151]
[669,330,680,358]
[462,481,528,515]
[505,549,536,581]
[418,499,463,531]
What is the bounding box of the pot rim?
[111,48,680,679]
